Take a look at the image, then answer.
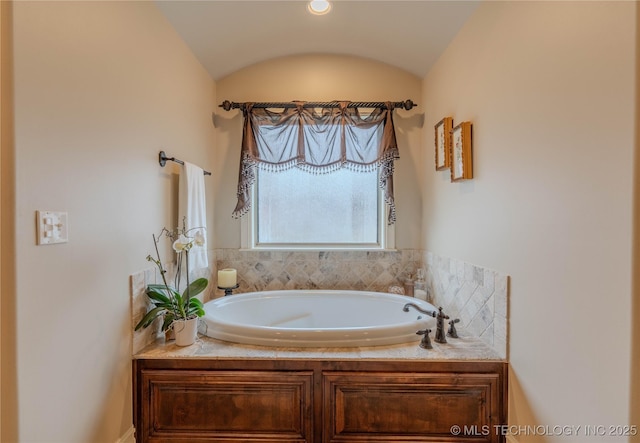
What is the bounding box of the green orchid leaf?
[174,292,184,309]
[162,313,175,332]
[134,306,166,331]
[151,304,176,312]
[147,284,179,298]
[147,283,168,291]
[189,298,204,308]
[145,289,171,304]
[182,278,208,299]
[185,298,205,318]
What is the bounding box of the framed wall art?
[434,117,453,170]
[451,121,473,181]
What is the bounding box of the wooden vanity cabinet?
[133,358,507,443]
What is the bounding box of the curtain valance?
[232,101,400,224]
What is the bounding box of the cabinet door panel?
[324,371,501,443]
[141,370,313,442]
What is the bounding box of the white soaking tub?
[202,290,438,347]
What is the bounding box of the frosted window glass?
[257,168,379,245]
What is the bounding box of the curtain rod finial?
[403,100,416,111]
[220,100,233,111]
[159,150,168,167]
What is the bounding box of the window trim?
[240,178,396,251]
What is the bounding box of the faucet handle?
[416,328,433,349]
[447,318,461,338]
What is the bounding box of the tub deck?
[134,330,503,361]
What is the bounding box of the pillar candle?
[218,268,237,288]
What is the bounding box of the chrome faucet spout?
[402,303,437,318]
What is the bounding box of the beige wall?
[214,54,423,249]
[12,2,215,442]
[423,2,636,441]
[631,2,640,441]
[1,1,17,441]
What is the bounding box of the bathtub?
[202,290,438,347]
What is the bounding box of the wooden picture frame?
[451,121,473,181]
[434,117,453,170]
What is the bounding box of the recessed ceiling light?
[308,0,331,15]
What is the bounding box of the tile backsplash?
[130,266,162,355]
[423,252,508,359]
[213,249,422,293]
[130,249,508,358]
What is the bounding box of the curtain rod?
[158,151,211,176]
[219,99,417,111]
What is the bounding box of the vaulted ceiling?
[156,0,480,81]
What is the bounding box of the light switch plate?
[36,210,68,245]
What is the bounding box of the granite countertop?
[134,331,504,361]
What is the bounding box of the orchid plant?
[134,222,208,333]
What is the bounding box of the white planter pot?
[173,317,199,346]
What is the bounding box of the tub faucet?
[402,303,437,318]
[434,307,450,344]
[447,318,460,339]
[416,328,433,349]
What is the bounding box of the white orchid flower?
[172,234,191,252]
[194,230,205,247]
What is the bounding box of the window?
[241,167,394,249]
[235,102,399,250]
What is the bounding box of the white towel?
[178,161,209,272]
